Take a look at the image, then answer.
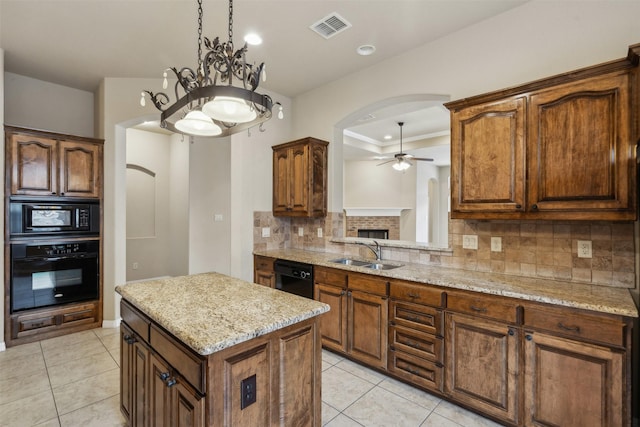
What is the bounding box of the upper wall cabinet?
[5,126,103,199]
[446,43,640,221]
[273,137,328,217]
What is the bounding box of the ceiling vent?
[310,13,352,39]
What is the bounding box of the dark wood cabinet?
[272,137,328,217]
[314,267,388,369]
[6,126,103,199]
[446,43,639,220]
[253,255,276,288]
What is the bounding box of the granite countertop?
[116,272,329,356]
[254,248,638,318]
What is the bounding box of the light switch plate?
[261,227,270,238]
[462,235,478,250]
[214,214,223,222]
[298,227,304,237]
[317,228,323,238]
[491,237,502,252]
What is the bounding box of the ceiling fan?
[377,122,433,171]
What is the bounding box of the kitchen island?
[116,272,329,427]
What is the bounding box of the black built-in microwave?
[9,201,100,237]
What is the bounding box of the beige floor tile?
[59,395,127,427]
[324,414,364,427]
[334,358,387,385]
[34,418,61,427]
[433,401,503,427]
[378,376,442,411]
[108,346,120,367]
[43,335,106,367]
[0,366,51,406]
[0,350,46,377]
[322,365,375,412]
[92,327,119,340]
[421,413,463,427]
[0,342,41,361]
[40,329,98,351]
[344,386,431,427]
[0,389,58,426]
[322,402,340,426]
[322,349,344,366]
[98,332,120,351]
[52,368,120,415]
[48,351,118,388]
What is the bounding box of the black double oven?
[9,199,100,313]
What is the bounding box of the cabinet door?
[524,331,624,427]
[149,353,172,427]
[445,312,519,425]
[314,283,347,353]
[132,339,150,427]
[450,97,526,216]
[58,140,101,198]
[349,290,388,369]
[272,147,291,213]
[170,380,205,427]
[528,72,634,218]
[120,324,135,423]
[254,270,275,288]
[289,144,309,214]
[9,133,57,196]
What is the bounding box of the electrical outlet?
[577,240,592,258]
[132,262,139,270]
[214,214,223,222]
[261,227,270,238]
[298,227,304,237]
[491,236,502,252]
[462,235,478,250]
[317,228,323,238]
[240,374,257,409]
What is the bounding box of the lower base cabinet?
[120,300,321,427]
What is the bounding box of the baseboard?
[102,319,120,328]
[0,341,5,352]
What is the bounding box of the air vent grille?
[310,13,352,39]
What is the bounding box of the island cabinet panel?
[446,44,639,220]
[272,137,328,217]
[444,312,520,425]
[6,126,103,198]
[253,255,276,288]
[314,266,388,369]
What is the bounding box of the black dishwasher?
[274,260,314,299]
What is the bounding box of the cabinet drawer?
[390,281,445,307]
[315,267,348,287]
[15,314,56,333]
[121,301,151,343]
[348,272,388,296]
[388,349,443,392]
[254,256,275,271]
[390,325,443,363]
[150,324,205,394]
[61,305,97,324]
[524,305,626,347]
[447,292,520,324]
[390,300,442,335]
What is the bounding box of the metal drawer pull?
[470,305,487,313]
[166,378,177,388]
[160,372,170,381]
[124,334,136,345]
[557,322,581,333]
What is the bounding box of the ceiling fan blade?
[413,157,434,162]
[377,159,396,166]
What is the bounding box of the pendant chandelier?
[140,0,283,137]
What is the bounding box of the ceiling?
[0,0,528,163]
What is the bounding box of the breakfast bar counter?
[116,272,329,427]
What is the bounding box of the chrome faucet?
[358,240,382,261]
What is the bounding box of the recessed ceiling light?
[357,44,376,56]
[384,135,392,140]
[244,33,262,45]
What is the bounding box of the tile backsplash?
[253,211,636,289]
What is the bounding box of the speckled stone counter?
[115,271,329,355]
[254,248,638,317]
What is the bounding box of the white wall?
[169,134,190,277]
[293,1,640,215]
[4,72,94,137]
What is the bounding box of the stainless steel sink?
[330,258,370,266]
[362,262,403,270]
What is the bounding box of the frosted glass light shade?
[175,110,222,136]
[202,96,257,123]
[392,160,411,171]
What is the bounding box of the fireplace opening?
[357,229,389,239]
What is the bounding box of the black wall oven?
[10,240,100,312]
[274,260,314,299]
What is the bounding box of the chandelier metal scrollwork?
[140,0,283,137]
